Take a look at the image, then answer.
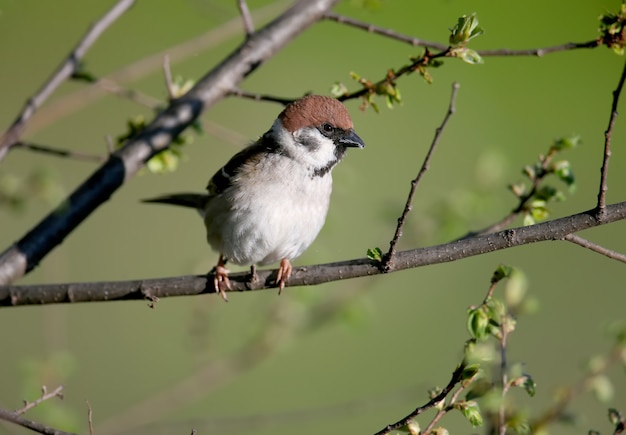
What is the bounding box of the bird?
[143,95,365,301]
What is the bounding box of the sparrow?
[144,95,365,300]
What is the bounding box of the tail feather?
[142,193,209,211]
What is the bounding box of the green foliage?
[366,246,383,262]
[509,135,580,225]
[449,14,485,64]
[599,2,626,54]
[115,111,201,174]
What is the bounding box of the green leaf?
[456,48,484,64]
[456,400,483,427]
[552,135,581,151]
[491,264,513,284]
[366,247,383,262]
[449,13,484,46]
[330,82,348,97]
[553,160,576,192]
[461,364,480,381]
[467,306,490,340]
[608,408,623,426]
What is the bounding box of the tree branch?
[2,201,625,307]
[383,82,459,270]
[563,234,626,263]
[0,407,77,435]
[0,0,135,160]
[323,11,600,56]
[0,0,340,286]
[597,57,626,213]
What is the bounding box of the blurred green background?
[1,0,625,434]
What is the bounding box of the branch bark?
[0,0,340,286]
[2,202,624,307]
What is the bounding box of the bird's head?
[270,95,365,177]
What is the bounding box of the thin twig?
[237,0,254,36]
[324,12,600,57]
[597,58,626,214]
[15,385,64,416]
[229,88,296,106]
[163,55,175,100]
[13,142,104,163]
[0,0,135,160]
[383,82,460,271]
[86,401,94,435]
[96,78,162,109]
[372,363,466,435]
[323,12,447,50]
[563,234,626,263]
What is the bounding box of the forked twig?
[0,0,135,160]
[383,82,460,270]
[15,385,64,416]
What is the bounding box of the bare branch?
[324,12,599,57]
[0,407,76,435]
[323,12,447,50]
[2,201,625,307]
[383,82,459,270]
[237,0,255,36]
[563,234,626,263]
[0,0,135,160]
[15,385,64,416]
[13,142,104,163]
[86,401,94,435]
[229,88,295,105]
[597,58,626,213]
[163,55,175,100]
[0,0,341,286]
[479,40,600,56]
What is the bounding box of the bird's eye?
[322,123,334,133]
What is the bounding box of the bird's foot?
[275,258,292,295]
[213,255,231,301]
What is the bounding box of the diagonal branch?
[597,57,626,213]
[0,0,341,286]
[0,407,77,435]
[383,82,459,270]
[2,201,625,307]
[0,0,135,160]
[563,234,626,263]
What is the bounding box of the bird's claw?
[213,263,231,302]
[275,259,292,295]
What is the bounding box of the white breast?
[204,153,333,266]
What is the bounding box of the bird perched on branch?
[144,95,365,300]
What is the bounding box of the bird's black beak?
[339,129,365,149]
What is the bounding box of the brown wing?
[206,133,278,196]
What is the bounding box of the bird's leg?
[213,254,231,301]
[247,264,258,286]
[275,258,292,295]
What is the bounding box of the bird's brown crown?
[278,95,353,133]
